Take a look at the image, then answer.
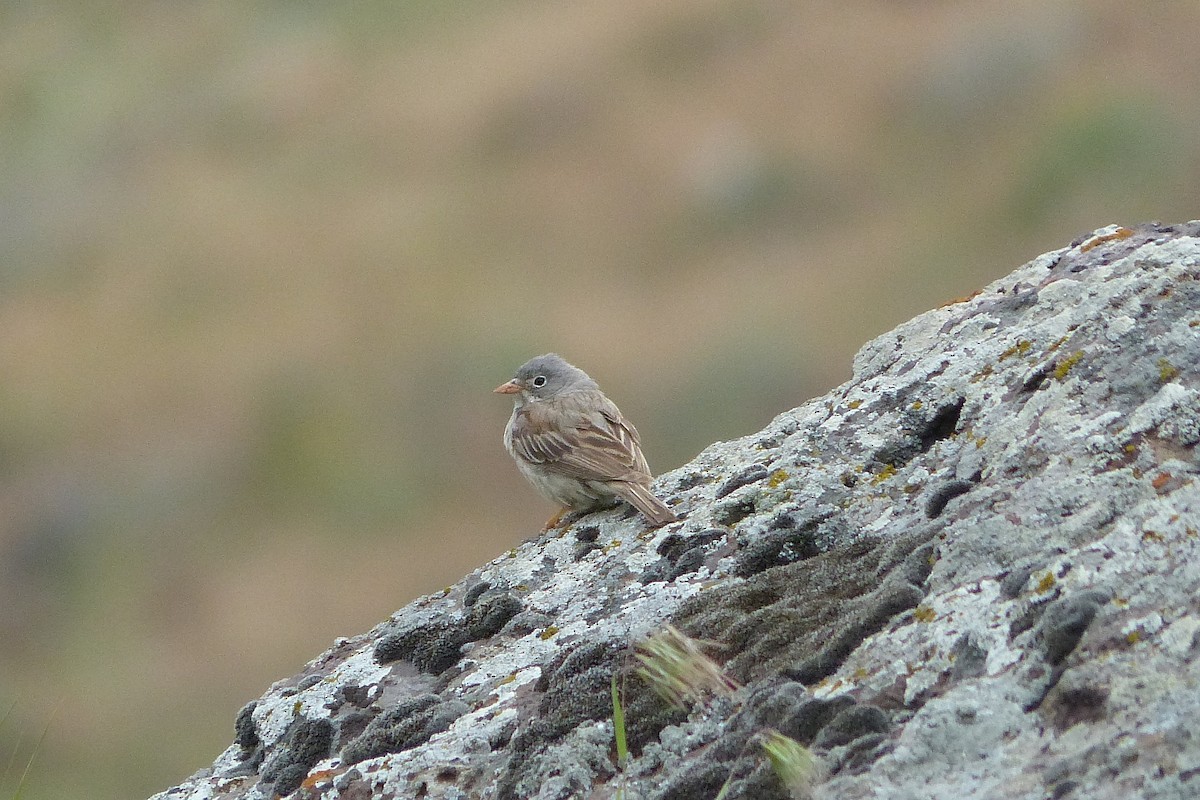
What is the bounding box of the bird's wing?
[509,391,651,483]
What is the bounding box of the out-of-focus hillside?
[0,3,1196,799]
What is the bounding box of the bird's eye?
[532,375,547,388]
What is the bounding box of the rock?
[149,222,1200,800]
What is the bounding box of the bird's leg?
[542,507,569,531]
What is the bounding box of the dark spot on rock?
[489,718,517,750]
[781,696,857,744]
[341,695,467,765]
[673,471,711,491]
[463,581,491,607]
[658,529,723,561]
[837,732,893,774]
[1051,780,1080,799]
[669,546,708,578]
[261,717,334,796]
[706,727,755,762]
[334,709,377,748]
[297,674,322,692]
[925,479,975,519]
[738,679,810,732]
[732,524,819,577]
[623,677,689,754]
[463,592,523,641]
[1040,590,1109,664]
[715,498,757,527]
[338,683,374,709]
[1021,366,1049,393]
[716,465,770,498]
[719,761,793,800]
[949,634,989,681]
[536,640,621,692]
[644,529,726,581]
[375,621,465,673]
[537,659,615,737]
[999,565,1034,599]
[234,701,259,750]
[638,558,673,584]
[1050,683,1108,730]
[500,610,553,637]
[333,768,371,800]
[1009,600,1047,639]
[273,765,307,796]
[813,705,890,749]
[918,398,965,450]
[573,524,600,542]
[573,541,602,561]
[652,762,731,800]
[872,397,964,468]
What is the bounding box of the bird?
[494,353,677,529]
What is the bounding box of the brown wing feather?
[509,390,652,483]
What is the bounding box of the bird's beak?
[493,379,522,394]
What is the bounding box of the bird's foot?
[541,508,569,531]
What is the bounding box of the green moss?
[539,626,559,640]
[767,469,789,488]
[1157,357,1179,382]
[1053,350,1084,380]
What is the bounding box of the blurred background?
[0,2,1197,798]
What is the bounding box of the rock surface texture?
[152,222,1200,800]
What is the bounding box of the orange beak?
[493,379,522,394]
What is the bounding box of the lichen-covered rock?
[149,222,1200,800]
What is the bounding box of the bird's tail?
[613,481,677,527]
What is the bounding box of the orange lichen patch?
[999,340,1032,360]
[1079,227,1134,252]
[940,289,983,307]
[302,769,343,790]
[1151,473,1172,491]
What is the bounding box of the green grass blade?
[611,672,628,767]
[12,700,61,800]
